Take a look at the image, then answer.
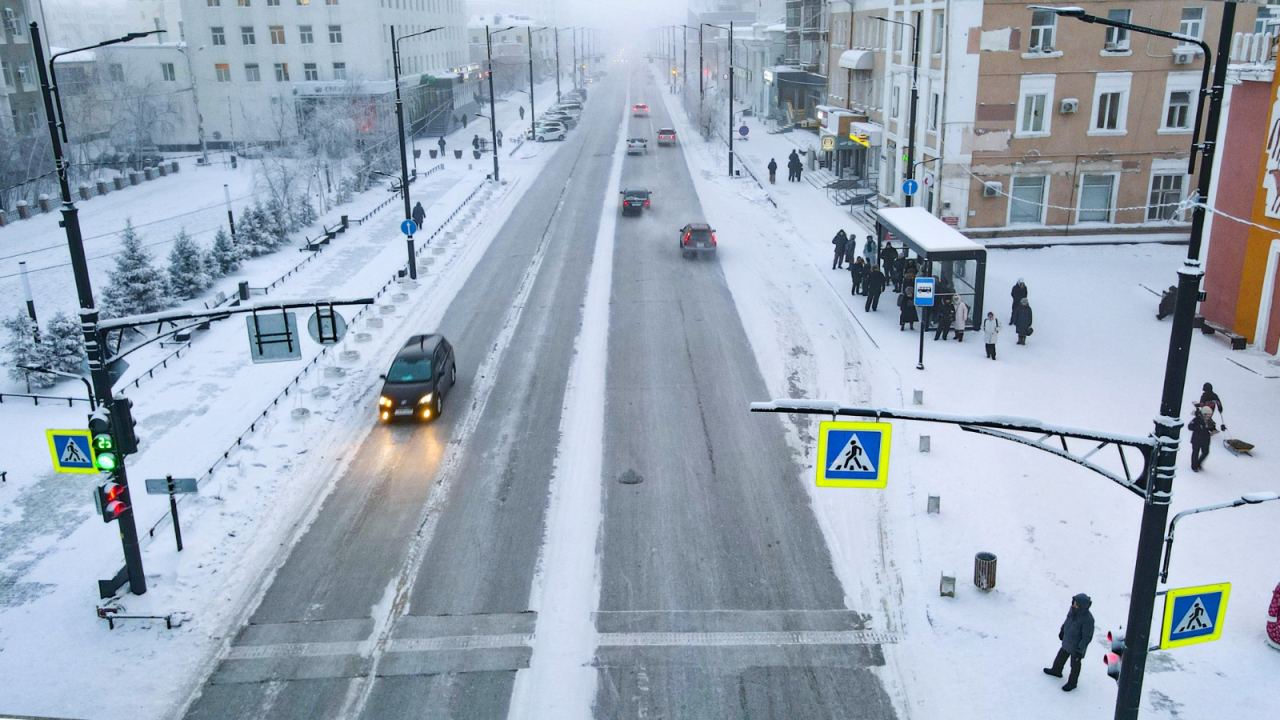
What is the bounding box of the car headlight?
[379,396,393,407]
[418,393,434,405]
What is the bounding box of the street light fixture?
[873,14,921,208]
[1161,491,1280,583]
[701,22,738,175]
[485,25,517,183]
[391,25,444,281]
[528,27,552,141]
[29,21,166,598]
[1027,7,1235,720]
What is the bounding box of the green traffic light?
[96,451,119,472]
[92,434,114,452]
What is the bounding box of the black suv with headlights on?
[377,334,457,422]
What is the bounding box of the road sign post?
[815,420,892,488]
[145,476,198,552]
[914,277,935,371]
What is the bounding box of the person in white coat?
[951,296,970,342]
[982,311,1000,360]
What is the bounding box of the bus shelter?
[875,207,987,329]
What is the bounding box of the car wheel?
[451,363,457,387]
[537,136,545,142]
[433,392,443,421]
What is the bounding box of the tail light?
[684,232,691,245]
[644,200,650,206]
[711,232,717,244]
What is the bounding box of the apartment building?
[179,0,468,145]
[819,0,1275,237]
[0,0,41,136]
[466,14,558,100]
[778,0,827,120]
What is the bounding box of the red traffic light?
[95,482,128,522]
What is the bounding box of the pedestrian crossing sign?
[45,429,99,474]
[816,421,892,488]
[1162,582,1230,649]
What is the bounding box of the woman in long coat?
[898,291,918,331]
[1013,298,1033,345]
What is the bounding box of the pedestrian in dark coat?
[437,137,447,156]
[1013,298,1033,345]
[411,201,426,229]
[1199,382,1223,415]
[892,254,907,292]
[934,296,957,340]
[864,265,886,311]
[982,312,1000,359]
[898,291,918,330]
[518,105,525,120]
[1187,405,1215,471]
[850,257,867,295]
[864,235,878,267]
[496,130,503,148]
[881,244,899,276]
[832,229,849,269]
[462,113,469,128]
[787,150,801,181]
[767,158,778,184]
[1011,279,1028,323]
[1044,593,1095,691]
[472,134,481,150]
[1157,285,1177,320]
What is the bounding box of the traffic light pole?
[30,21,151,597]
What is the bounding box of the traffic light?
[671,68,678,76]
[1104,629,1125,681]
[94,481,128,523]
[88,408,118,473]
[111,397,139,455]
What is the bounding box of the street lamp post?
[485,25,516,183]
[29,21,165,598]
[528,27,551,141]
[554,28,562,103]
[702,23,736,177]
[391,25,443,281]
[1029,6,1235,720]
[875,13,921,207]
[176,42,209,166]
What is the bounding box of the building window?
[1148,174,1185,221]
[891,83,900,119]
[1090,73,1131,134]
[1,62,12,89]
[1010,176,1047,224]
[245,63,261,81]
[215,63,231,82]
[238,0,251,6]
[1179,7,1205,42]
[242,26,256,45]
[1030,10,1057,52]
[1079,175,1116,222]
[1256,3,1280,34]
[326,0,339,4]
[270,25,285,44]
[932,13,945,56]
[929,92,941,133]
[1165,91,1191,130]
[297,0,309,5]
[1104,9,1131,50]
[333,62,346,79]
[208,0,220,6]
[300,25,313,43]
[268,0,280,5]
[106,63,124,82]
[1016,74,1055,137]
[304,62,318,80]
[211,26,226,45]
[161,63,177,81]
[329,25,343,43]
[275,63,289,81]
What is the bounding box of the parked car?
[542,112,577,129]
[657,128,677,146]
[678,222,716,258]
[377,334,457,422]
[551,102,582,116]
[626,137,648,155]
[632,103,650,116]
[526,122,566,140]
[565,89,587,103]
[620,188,651,216]
[533,125,567,142]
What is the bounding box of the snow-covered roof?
[877,207,985,255]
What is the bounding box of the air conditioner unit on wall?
[983,181,1002,197]
[1173,48,1195,65]
[1060,98,1079,114]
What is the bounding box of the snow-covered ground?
[657,76,1278,718]
[0,86,570,719]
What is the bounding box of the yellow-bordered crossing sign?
[46,429,98,474]
[815,420,892,488]
[1161,582,1230,649]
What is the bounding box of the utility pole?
[30,21,163,597]
[554,28,561,102]
[905,11,921,208]
[485,26,513,182]
[391,25,443,281]
[177,43,209,165]
[527,27,538,140]
[729,21,735,178]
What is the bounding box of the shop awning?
[838,50,874,71]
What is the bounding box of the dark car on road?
[378,334,457,422]
[621,188,651,216]
[679,222,716,258]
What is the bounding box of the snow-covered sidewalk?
[656,68,1279,719]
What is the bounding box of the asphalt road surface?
[183,64,897,720]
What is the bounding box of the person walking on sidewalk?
[982,312,1000,359]
[1013,297,1034,345]
[1044,593,1094,692]
[1011,278,1028,323]
[412,201,426,229]
[437,137,447,157]
[881,243,898,280]
[767,158,778,184]
[864,235,878,268]
[787,150,801,181]
[850,257,867,296]
[864,265,886,311]
[951,295,970,342]
[1187,404,1216,471]
[473,134,481,150]
[496,130,504,148]
[898,290,918,331]
[1199,382,1224,415]
[934,296,957,341]
[832,229,849,269]
[519,105,525,120]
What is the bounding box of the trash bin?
[428,149,438,158]
[974,552,997,591]
[473,150,482,159]
[454,149,463,159]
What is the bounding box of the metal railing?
[0,391,93,406]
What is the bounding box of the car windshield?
[386,357,432,383]
[625,190,647,199]
[660,129,675,134]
